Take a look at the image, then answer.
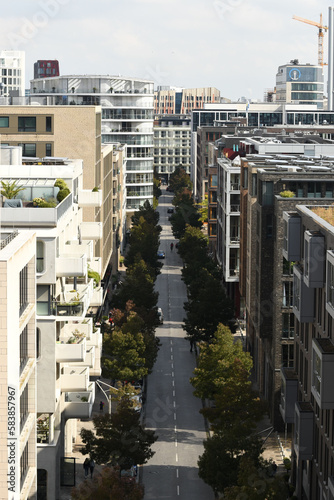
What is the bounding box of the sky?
[0,0,333,101]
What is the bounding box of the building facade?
[0,105,126,275]
[0,50,25,98]
[276,61,324,109]
[281,204,334,499]
[154,86,221,115]
[0,152,102,498]
[33,60,60,79]
[28,75,154,218]
[0,229,37,500]
[153,115,191,182]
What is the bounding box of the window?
[18,116,36,132]
[261,181,273,206]
[20,265,28,316]
[20,385,29,431]
[36,328,41,359]
[21,143,36,157]
[45,143,52,157]
[0,116,9,127]
[20,325,29,373]
[282,344,294,368]
[20,442,29,488]
[36,240,45,273]
[282,313,295,339]
[46,116,52,132]
[37,285,50,316]
[283,281,293,307]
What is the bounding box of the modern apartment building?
[0,50,25,97]
[195,126,225,200]
[33,60,60,79]
[153,115,191,182]
[0,105,125,275]
[0,229,37,500]
[281,203,334,499]
[0,150,102,498]
[154,86,221,115]
[276,61,324,109]
[216,156,241,314]
[27,75,154,220]
[240,153,334,425]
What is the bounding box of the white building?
[0,50,25,97]
[216,156,240,282]
[0,149,102,498]
[154,119,191,182]
[0,229,37,500]
[28,75,154,220]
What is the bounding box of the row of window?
[1,68,21,76]
[0,116,52,132]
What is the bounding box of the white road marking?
[172,371,174,377]
[173,401,176,408]
[177,485,180,495]
[176,469,179,478]
[175,439,177,447]
[174,413,176,420]
[172,380,175,387]
[173,390,175,397]
[171,363,174,369]
[176,453,178,462]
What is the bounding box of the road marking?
[174,425,177,432]
[176,469,179,478]
[171,354,173,361]
[170,347,173,353]
[172,380,174,387]
[171,363,174,369]
[174,413,176,421]
[177,485,180,495]
[176,453,178,462]
[175,438,177,447]
[173,401,176,408]
[172,371,174,377]
[173,390,175,397]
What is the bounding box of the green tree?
[183,273,235,342]
[124,217,162,278]
[131,200,160,227]
[1,180,26,199]
[102,329,148,382]
[191,325,253,400]
[80,399,157,470]
[71,466,144,500]
[169,166,192,194]
[198,434,263,496]
[197,195,208,223]
[223,456,289,500]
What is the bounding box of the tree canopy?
[80,398,157,470]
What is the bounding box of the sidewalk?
[59,376,112,499]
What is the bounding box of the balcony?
[56,254,87,278]
[311,338,334,409]
[76,346,95,369]
[53,282,94,320]
[65,240,93,261]
[282,212,301,262]
[80,222,103,240]
[78,189,102,208]
[60,367,90,392]
[89,257,102,276]
[293,265,315,323]
[0,193,73,227]
[294,402,314,460]
[90,286,103,307]
[63,382,95,419]
[279,368,298,424]
[56,337,86,363]
[303,231,325,288]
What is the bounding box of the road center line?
[176,468,179,478]
[172,371,174,377]
[173,390,175,397]
[174,412,176,420]
[177,485,180,495]
[176,453,178,462]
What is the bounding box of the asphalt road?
[142,188,214,500]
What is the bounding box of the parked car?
[157,250,165,259]
[157,307,163,324]
[167,208,174,214]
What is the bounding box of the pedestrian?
[170,242,174,251]
[272,461,277,475]
[83,457,90,479]
[89,458,95,478]
[99,400,104,412]
[190,339,195,352]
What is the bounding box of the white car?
[157,307,163,324]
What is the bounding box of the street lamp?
[96,380,119,415]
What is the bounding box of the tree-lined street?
[142,187,214,499]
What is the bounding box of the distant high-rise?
[154,87,221,114]
[0,50,25,96]
[34,60,60,79]
[276,60,324,109]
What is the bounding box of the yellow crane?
[293,14,328,67]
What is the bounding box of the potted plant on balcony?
[1,180,26,199]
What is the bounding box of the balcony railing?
[1,193,73,227]
[230,204,240,213]
[63,382,95,418]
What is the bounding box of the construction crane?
[293,14,328,67]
